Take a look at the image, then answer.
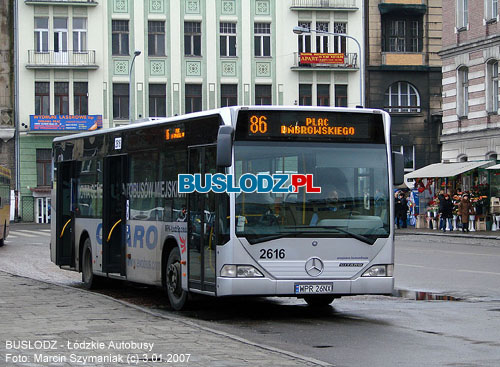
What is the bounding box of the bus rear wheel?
[166,247,188,310]
[304,295,336,307]
[82,238,101,289]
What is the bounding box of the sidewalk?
[0,271,327,367]
[396,227,500,240]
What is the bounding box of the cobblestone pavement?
[0,271,329,367]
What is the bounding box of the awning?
[487,164,500,170]
[405,161,493,179]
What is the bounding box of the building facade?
[16,0,365,222]
[0,0,15,195]
[440,0,500,163]
[365,0,442,172]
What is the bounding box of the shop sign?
[299,53,345,64]
[30,115,103,131]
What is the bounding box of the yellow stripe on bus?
[60,218,71,238]
[107,219,122,242]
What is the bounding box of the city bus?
[0,166,11,247]
[51,106,403,310]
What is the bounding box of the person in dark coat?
[437,190,445,230]
[395,192,408,229]
[439,194,454,232]
[458,194,473,232]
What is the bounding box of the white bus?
[51,106,403,310]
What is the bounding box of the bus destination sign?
[236,110,384,143]
[165,126,185,141]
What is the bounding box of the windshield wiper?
[244,232,300,245]
[290,225,376,245]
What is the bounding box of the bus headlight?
[361,264,393,277]
[221,265,264,278]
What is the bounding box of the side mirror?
[216,125,234,167]
[392,151,404,186]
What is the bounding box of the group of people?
[437,191,475,232]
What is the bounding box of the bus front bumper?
[216,276,394,297]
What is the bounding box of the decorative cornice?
[439,35,500,58]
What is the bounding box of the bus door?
[55,160,78,267]
[102,154,128,275]
[187,145,217,293]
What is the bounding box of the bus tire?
[304,295,336,307]
[165,247,188,310]
[81,238,101,289]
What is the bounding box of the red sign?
[299,53,345,64]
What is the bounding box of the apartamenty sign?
[30,115,103,131]
[299,53,345,64]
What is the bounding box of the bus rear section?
[0,166,11,247]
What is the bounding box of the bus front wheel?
[304,295,336,307]
[166,247,188,310]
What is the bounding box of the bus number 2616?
[260,249,285,259]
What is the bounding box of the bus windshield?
[234,141,390,243]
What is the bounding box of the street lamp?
[292,26,363,107]
[129,50,142,123]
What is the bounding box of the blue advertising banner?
[30,115,103,131]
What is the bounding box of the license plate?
[294,283,333,294]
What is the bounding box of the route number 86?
[250,115,268,134]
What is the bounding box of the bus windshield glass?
[234,141,390,244]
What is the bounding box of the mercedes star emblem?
[305,257,324,277]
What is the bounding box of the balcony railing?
[25,0,98,5]
[291,0,358,10]
[27,50,98,69]
[291,52,358,70]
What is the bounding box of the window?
[36,149,52,187]
[457,0,469,29]
[185,84,202,113]
[185,22,201,56]
[318,84,330,106]
[113,83,129,120]
[458,154,468,162]
[73,18,87,52]
[299,84,312,106]
[34,17,48,52]
[488,60,499,113]
[149,84,166,117]
[333,22,346,54]
[457,67,469,117]
[316,22,329,53]
[254,23,271,57]
[255,85,272,105]
[112,20,129,55]
[384,81,420,113]
[394,146,415,171]
[53,18,68,53]
[221,84,237,107]
[148,21,165,56]
[297,22,311,53]
[334,85,347,107]
[220,22,237,57]
[35,82,49,115]
[74,82,88,115]
[54,82,69,115]
[486,0,498,20]
[487,152,498,161]
[382,17,422,52]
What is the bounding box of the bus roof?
[52,106,387,144]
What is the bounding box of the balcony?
[290,0,358,11]
[25,0,98,5]
[291,52,358,70]
[26,50,98,69]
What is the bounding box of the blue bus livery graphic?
[177,173,321,194]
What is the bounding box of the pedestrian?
[437,190,445,230]
[458,194,473,232]
[439,194,454,232]
[395,192,408,229]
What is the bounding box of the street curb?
[0,269,333,367]
[395,230,500,241]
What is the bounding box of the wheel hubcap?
[167,262,181,297]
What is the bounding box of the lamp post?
[292,26,363,107]
[129,50,141,123]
